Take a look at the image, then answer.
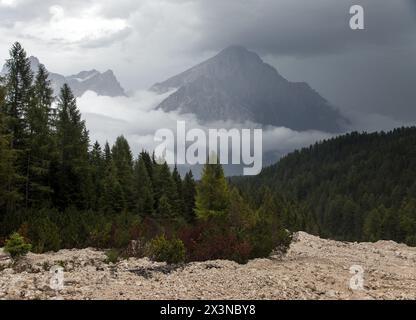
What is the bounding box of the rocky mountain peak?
[215,45,263,64]
[1,56,126,98]
[28,56,41,70]
[151,46,347,132]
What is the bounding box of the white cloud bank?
[77,90,416,176]
[77,90,335,164]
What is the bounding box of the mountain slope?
[233,127,416,245]
[151,46,346,132]
[1,56,126,98]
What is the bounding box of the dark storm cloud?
[0,0,415,124]
[409,0,416,13]
[185,0,416,122]
[193,0,415,57]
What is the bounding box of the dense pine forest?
[0,42,291,263]
[234,128,416,246]
[1,42,414,265]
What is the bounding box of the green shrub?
[89,221,112,248]
[147,235,185,264]
[405,235,416,247]
[105,249,120,264]
[28,214,61,253]
[4,232,32,258]
[57,209,92,249]
[248,218,292,259]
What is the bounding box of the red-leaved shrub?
[178,219,252,264]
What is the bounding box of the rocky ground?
[0,232,415,300]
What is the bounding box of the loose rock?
[0,232,415,300]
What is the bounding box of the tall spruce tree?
[153,161,178,218]
[89,141,105,210]
[25,64,54,207]
[399,199,416,245]
[195,161,230,219]
[111,136,134,210]
[250,190,291,258]
[172,165,185,216]
[158,194,172,218]
[53,84,90,209]
[3,42,33,209]
[3,42,33,150]
[0,81,21,217]
[104,141,111,168]
[182,170,196,221]
[133,156,154,216]
[101,161,125,213]
[139,150,153,182]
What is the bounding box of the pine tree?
[0,81,21,217]
[104,141,111,168]
[158,194,172,218]
[228,187,255,229]
[140,150,153,182]
[256,190,278,225]
[382,207,400,241]
[52,84,90,210]
[100,161,125,213]
[182,170,196,222]
[2,42,33,209]
[111,136,134,210]
[89,141,104,210]
[90,141,103,167]
[363,207,383,242]
[251,190,291,257]
[399,199,416,245]
[3,42,33,150]
[195,162,229,220]
[25,64,54,207]
[133,156,154,216]
[153,161,178,217]
[172,165,185,216]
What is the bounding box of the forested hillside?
[2,41,414,265]
[0,42,291,263]
[234,128,416,245]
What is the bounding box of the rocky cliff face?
[1,232,415,300]
[151,46,347,132]
[1,56,126,98]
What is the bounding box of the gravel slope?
[1,232,415,300]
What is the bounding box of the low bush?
[105,249,121,264]
[179,219,253,264]
[147,235,185,264]
[4,232,32,259]
[28,213,61,253]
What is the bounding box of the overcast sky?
[1,0,415,125]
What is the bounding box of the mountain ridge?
[151,46,347,132]
[1,56,126,98]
